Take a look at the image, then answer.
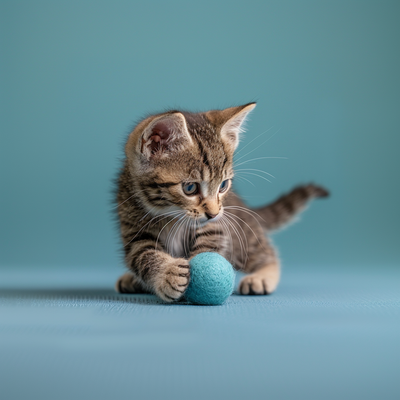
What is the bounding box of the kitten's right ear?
[206,102,256,152]
[139,113,193,159]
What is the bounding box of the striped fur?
[115,104,329,302]
[253,184,329,231]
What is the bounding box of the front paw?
[155,259,190,302]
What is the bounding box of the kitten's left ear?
[140,112,193,159]
[207,103,256,151]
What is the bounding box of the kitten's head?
[125,103,256,224]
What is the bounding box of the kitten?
[115,103,328,302]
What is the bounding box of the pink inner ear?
[147,121,173,154]
[152,121,172,139]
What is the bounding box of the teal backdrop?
[1,0,399,271]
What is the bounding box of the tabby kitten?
[115,103,328,302]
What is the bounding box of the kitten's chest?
[154,221,192,257]
[158,220,193,258]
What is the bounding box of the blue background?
[1,2,400,400]
[1,0,399,271]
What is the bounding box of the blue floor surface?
[1,266,399,400]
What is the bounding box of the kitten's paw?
[116,272,148,294]
[239,269,279,295]
[155,260,190,303]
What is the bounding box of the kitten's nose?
[205,212,218,220]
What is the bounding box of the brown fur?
[115,103,329,302]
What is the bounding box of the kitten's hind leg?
[115,272,149,294]
[238,236,280,295]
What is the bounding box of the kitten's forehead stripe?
[184,114,229,185]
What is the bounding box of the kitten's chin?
[196,219,208,227]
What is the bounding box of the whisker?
[220,216,239,261]
[222,214,248,265]
[234,156,287,167]
[167,215,187,254]
[228,214,249,268]
[182,217,191,257]
[224,205,266,224]
[224,212,250,250]
[155,212,184,250]
[234,176,255,187]
[165,215,183,252]
[235,168,275,179]
[234,128,282,164]
[116,186,158,210]
[219,218,234,264]
[224,211,263,247]
[125,210,182,247]
[223,213,250,269]
[139,206,157,222]
[235,171,272,183]
[114,186,157,209]
[113,193,136,209]
[234,126,275,158]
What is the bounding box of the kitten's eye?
[219,179,229,193]
[182,182,199,196]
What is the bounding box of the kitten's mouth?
[197,212,222,226]
[208,213,222,223]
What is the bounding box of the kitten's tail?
[253,184,329,231]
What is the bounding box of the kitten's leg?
[238,236,280,295]
[238,261,280,295]
[115,271,149,294]
[122,240,190,302]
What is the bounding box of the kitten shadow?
[0,287,191,305]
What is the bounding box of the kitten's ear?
[206,103,256,151]
[140,113,193,159]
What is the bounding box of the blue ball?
[185,252,236,305]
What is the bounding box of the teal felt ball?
[185,252,236,305]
